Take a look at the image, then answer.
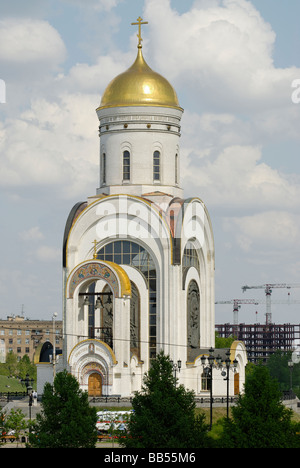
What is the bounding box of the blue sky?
[0,0,300,326]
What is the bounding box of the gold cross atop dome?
[98,16,181,111]
[131,16,148,48]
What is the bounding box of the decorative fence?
[0,392,27,403]
[89,395,239,405]
[89,394,298,405]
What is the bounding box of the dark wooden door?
[88,373,102,396]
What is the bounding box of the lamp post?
[21,374,34,426]
[288,359,294,396]
[170,359,182,386]
[201,348,222,429]
[21,373,34,395]
[28,387,33,423]
[201,348,238,429]
[221,351,238,418]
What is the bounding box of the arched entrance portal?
[88,372,102,397]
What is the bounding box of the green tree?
[28,370,98,448]
[5,409,28,447]
[119,351,209,448]
[221,364,300,448]
[17,355,36,382]
[215,332,236,349]
[5,351,18,377]
[267,350,300,397]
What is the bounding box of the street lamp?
[28,387,33,423]
[288,359,294,396]
[221,351,238,418]
[21,374,34,425]
[201,347,217,429]
[170,359,182,386]
[21,373,34,394]
[201,348,236,429]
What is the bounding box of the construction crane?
[241,283,300,324]
[216,296,300,325]
[215,299,261,325]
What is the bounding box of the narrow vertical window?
[102,153,106,185]
[175,153,178,184]
[123,150,130,180]
[153,151,160,181]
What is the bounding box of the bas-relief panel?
[187,280,200,362]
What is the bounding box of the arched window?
[153,151,160,181]
[102,153,106,185]
[175,153,178,184]
[98,241,157,361]
[123,150,130,180]
[201,371,211,391]
[183,242,200,275]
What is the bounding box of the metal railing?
[0,392,27,403]
[89,395,239,405]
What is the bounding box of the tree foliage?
[215,332,236,349]
[0,352,36,382]
[5,409,27,447]
[266,350,300,397]
[28,370,98,448]
[221,364,300,448]
[119,351,209,448]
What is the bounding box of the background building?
[216,323,300,364]
[0,315,62,363]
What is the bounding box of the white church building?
[37,19,247,398]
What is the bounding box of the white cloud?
[145,0,299,112]
[0,18,66,67]
[19,226,44,241]
[57,54,129,95]
[0,92,99,198]
[36,246,61,262]
[223,211,300,252]
[61,0,120,12]
[182,143,300,211]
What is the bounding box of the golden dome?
[98,47,181,110]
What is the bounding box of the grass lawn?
[0,375,27,393]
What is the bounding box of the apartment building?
[0,315,62,363]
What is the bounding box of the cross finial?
[131,16,148,48]
[93,239,98,259]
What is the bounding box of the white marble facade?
[46,40,248,398]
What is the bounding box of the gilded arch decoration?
[68,260,131,299]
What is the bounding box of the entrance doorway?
[234,373,239,395]
[88,372,102,396]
